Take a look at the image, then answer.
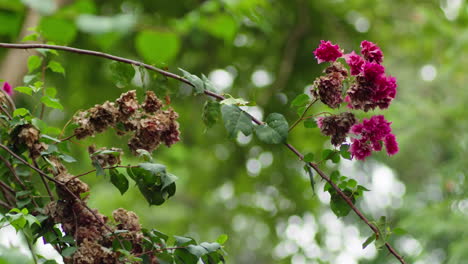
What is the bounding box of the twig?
[0,42,406,264]
[39,63,46,119]
[59,133,75,142]
[0,104,12,120]
[0,199,13,210]
[33,159,54,201]
[288,99,317,132]
[69,165,138,181]
[0,154,27,190]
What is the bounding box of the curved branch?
[0,42,405,263]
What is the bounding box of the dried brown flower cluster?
[311,62,348,108]
[13,124,48,158]
[73,90,180,154]
[44,156,149,263]
[316,112,357,146]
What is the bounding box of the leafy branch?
[0,42,406,263]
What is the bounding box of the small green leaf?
[291,94,310,107]
[110,169,129,195]
[179,68,204,94]
[254,113,289,144]
[216,234,228,245]
[136,149,153,162]
[303,153,315,162]
[362,234,376,249]
[220,97,250,106]
[329,189,355,217]
[13,108,29,117]
[347,179,357,189]
[61,246,77,257]
[45,87,57,97]
[92,160,105,176]
[393,228,407,236]
[330,171,340,182]
[41,96,63,110]
[47,61,65,75]
[27,55,42,73]
[14,86,33,95]
[109,61,135,88]
[202,100,221,128]
[220,104,253,138]
[322,149,334,160]
[340,144,351,160]
[304,119,318,128]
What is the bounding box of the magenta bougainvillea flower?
[344,51,365,75]
[2,82,12,96]
[349,115,398,160]
[313,40,343,64]
[360,40,383,64]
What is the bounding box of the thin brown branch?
[69,165,138,181]
[288,99,318,132]
[33,159,54,201]
[0,154,27,190]
[0,104,12,120]
[0,42,406,263]
[0,199,13,210]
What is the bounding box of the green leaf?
[304,119,318,128]
[110,169,129,195]
[216,234,228,245]
[329,189,355,217]
[220,97,250,106]
[305,165,315,194]
[41,96,63,110]
[45,87,57,97]
[40,134,61,143]
[13,108,29,117]
[179,68,204,94]
[330,171,340,182]
[61,246,77,257]
[47,61,65,75]
[291,94,310,107]
[27,55,42,73]
[362,234,376,249]
[14,86,33,95]
[136,30,180,64]
[303,153,315,162]
[340,144,351,160]
[254,113,288,144]
[393,227,407,235]
[39,17,77,44]
[220,104,253,138]
[202,101,221,128]
[109,61,135,88]
[136,149,153,162]
[322,149,334,160]
[92,160,105,176]
[347,179,357,189]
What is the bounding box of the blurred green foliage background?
[1,0,468,263]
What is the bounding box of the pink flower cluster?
[311,40,399,160]
[313,40,343,64]
[349,115,398,160]
[344,41,396,111]
[2,82,12,96]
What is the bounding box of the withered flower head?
[142,91,163,113]
[318,112,357,146]
[312,72,344,109]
